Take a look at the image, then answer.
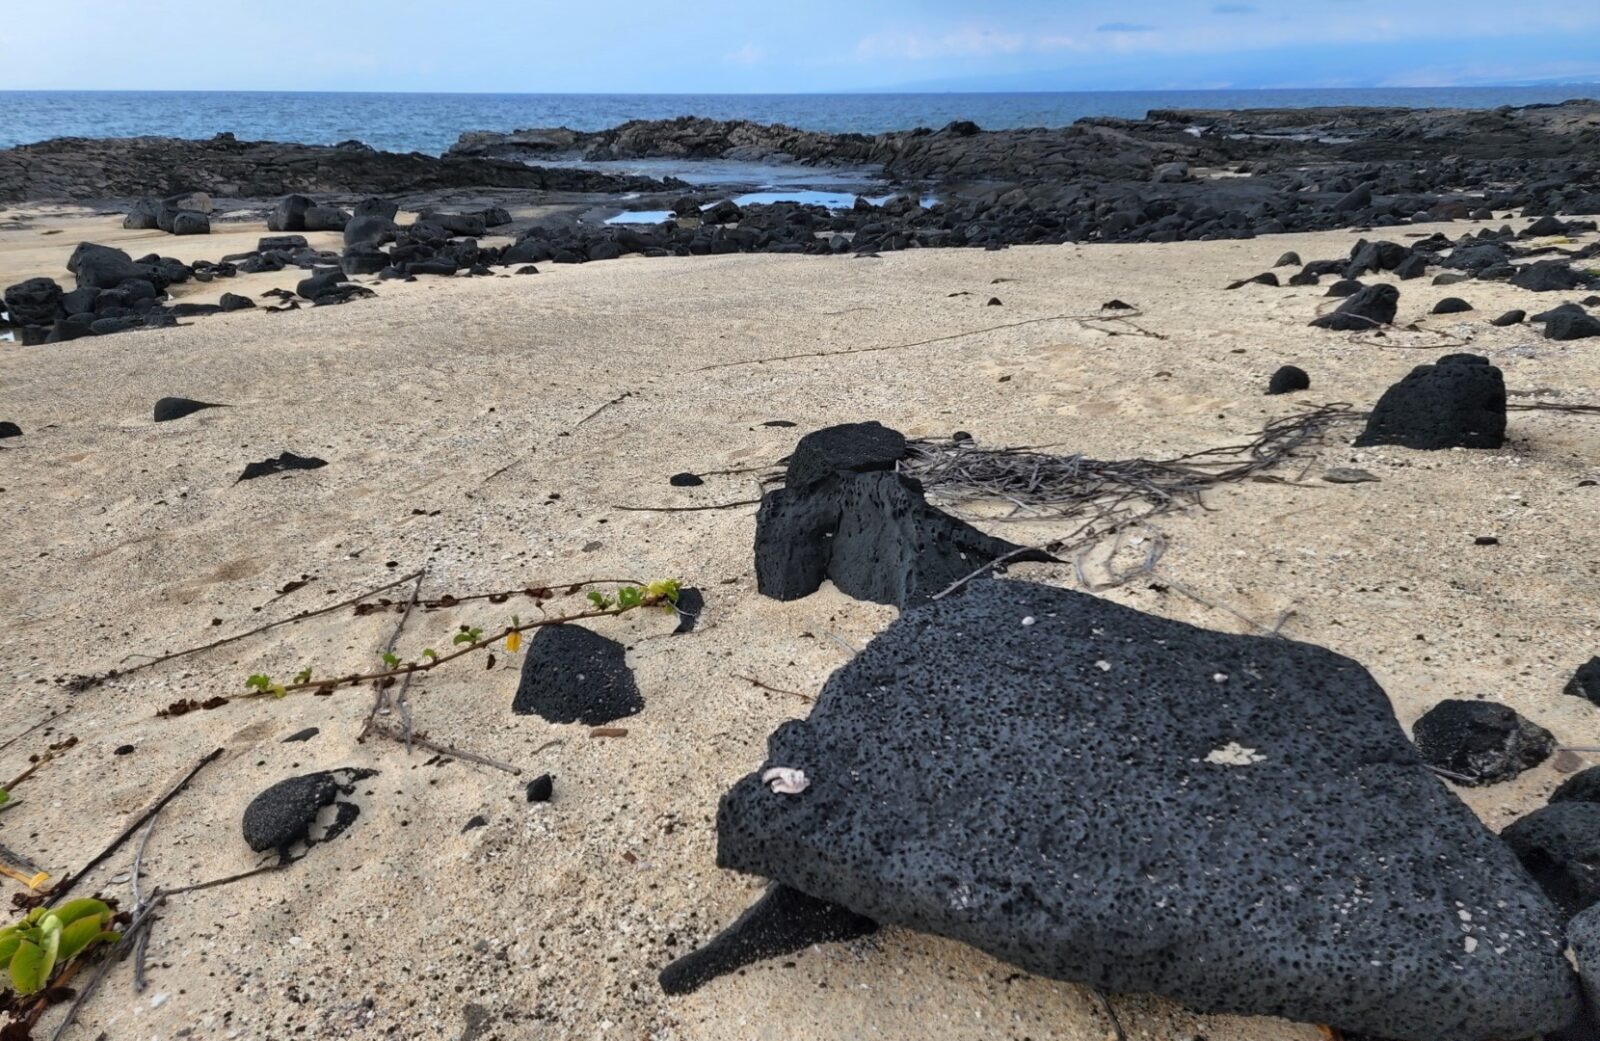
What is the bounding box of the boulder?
[1310,283,1398,330]
[1548,312,1600,341]
[1353,354,1506,450]
[1274,251,1302,267]
[71,244,152,291]
[755,469,1047,608]
[784,420,907,489]
[268,194,314,232]
[353,197,399,220]
[1566,906,1600,1031]
[258,234,309,252]
[714,580,1580,1040]
[1151,162,1190,183]
[123,197,162,230]
[1411,699,1554,785]
[169,210,210,235]
[302,205,351,232]
[1502,803,1600,918]
[341,250,390,276]
[3,277,65,326]
[343,215,397,248]
[1552,765,1600,806]
[1512,260,1589,293]
[1432,297,1472,314]
[511,624,642,725]
[1490,309,1526,327]
[218,292,255,311]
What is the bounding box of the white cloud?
[724,43,765,66]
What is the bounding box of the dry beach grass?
[1,212,1598,1039]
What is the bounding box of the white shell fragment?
[1204,742,1267,766]
[762,767,810,795]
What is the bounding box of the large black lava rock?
[1567,906,1600,1035]
[714,580,1579,1041]
[1352,354,1506,450]
[784,421,907,489]
[1548,311,1600,341]
[0,422,21,439]
[1410,699,1554,786]
[1503,803,1600,919]
[1310,283,1398,330]
[1553,766,1600,806]
[755,469,1047,607]
[1511,260,1590,293]
[242,768,376,855]
[3,277,65,326]
[511,624,642,725]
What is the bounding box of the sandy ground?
[1,214,1598,1041]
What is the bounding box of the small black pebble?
[951,431,973,443]
[670,472,704,487]
[462,815,489,833]
[114,744,135,755]
[1475,536,1500,546]
[282,727,320,743]
[526,774,554,803]
[1267,365,1310,395]
[761,420,797,428]
[986,297,1002,306]
[1102,299,1134,310]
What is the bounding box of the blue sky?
[2,0,1598,92]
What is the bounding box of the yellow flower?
[505,631,522,654]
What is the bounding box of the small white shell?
[762,767,810,795]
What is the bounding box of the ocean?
[2,86,1597,157]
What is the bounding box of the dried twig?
[733,674,814,702]
[0,708,67,757]
[613,499,763,512]
[70,571,424,691]
[35,748,223,906]
[365,723,522,775]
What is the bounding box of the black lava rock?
[268,195,314,233]
[1569,659,1600,706]
[241,768,375,854]
[669,472,704,487]
[0,421,20,439]
[1547,312,1600,341]
[1490,309,1526,327]
[784,421,908,489]
[511,624,642,725]
[153,396,225,422]
[525,774,554,802]
[219,292,255,311]
[659,884,878,995]
[1274,251,1302,267]
[1567,906,1600,1030]
[1432,297,1473,314]
[1325,279,1364,298]
[170,210,210,236]
[462,815,488,833]
[714,580,1579,1040]
[1411,699,1554,786]
[1353,354,1506,450]
[756,469,1048,608]
[237,451,328,482]
[1267,365,1310,395]
[672,587,704,635]
[4,277,65,326]
[1310,283,1398,330]
[1552,766,1600,806]
[1511,260,1590,293]
[1503,803,1600,918]
[281,727,319,743]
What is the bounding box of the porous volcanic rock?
[714,580,1579,1040]
[1353,354,1506,450]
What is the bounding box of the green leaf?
[245,674,271,692]
[49,899,109,929]
[0,788,8,808]
[9,937,48,995]
[422,648,438,661]
[293,668,314,684]
[587,590,610,609]
[381,652,400,668]
[56,917,117,964]
[0,929,22,965]
[451,632,474,646]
